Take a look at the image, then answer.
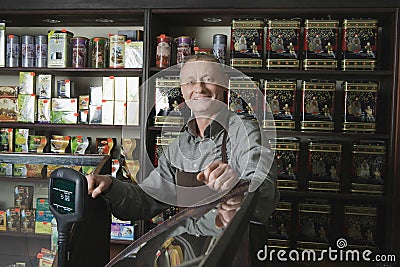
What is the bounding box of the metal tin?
[48,30,74,68]
[156,34,171,68]
[6,34,20,67]
[266,19,301,69]
[109,34,125,68]
[341,19,378,70]
[303,19,339,70]
[212,34,227,64]
[89,37,108,68]
[35,35,47,68]
[175,36,191,64]
[21,35,35,68]
[230,19,264,68]
[71,37,88,68]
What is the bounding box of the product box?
[268,201,291,241]
[230,19,264,68]
[101,100,114,125]
[90,86,103,105]
[102,76,115,100]
[78,109,89,124]
[0,128,13,152]
[345,205,377,248]
[114,101,126,125]
[124,41,143,68]
[114,77,127,101]
[14,128,29,152]
[303,19,339,69]
[96,138,114,155]
[0,97,18,122]
[37,98,51,123]
[0,22,5,67]
[71,136,90,154]
[50,111,78,124]
[6,207,21,232]
[110,215,134,241]
[36,74,54,99]
[50,135,70,153]
[79,95,89,110]
[13,164,27,177]
[127,101,139,125]
[51,98,77,112]
[19,72,36,94]
[0,163,13,176]
[36,198,49,211]
[228,77,260,119]
[266,19,301,69]
[21,209,35,233]
[28,135,47,153]
[298,201,330,247]
[0,86,18,98]
[264,80,296,130]
[89,105,102,124]
[17,94,37,123]
[35,210,54,234]
[301,80,335,131]
[127,76,140,102]
[26,164,44,178]
[14,185,34,209]
[56,80,74,98]
[47,30,73,68]
[0,210,6,231]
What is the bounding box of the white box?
[124,41,143,68]
[102,76,115,100]
[0,23,5,67]
[114,77,127,101]
[37,99,51,123]
[101,100,114,125]
[51,98,77,112]
[114,101,126,125]
[19,72,36,95]
[127,77,140,102]
[90,86,103,105]
[89,105,102,124]
[127,101,139,126]
[36,74,54,99]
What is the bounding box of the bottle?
[156,34,171,68]
[212,34,227,64]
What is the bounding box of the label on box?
[36,74,54,98]
[19,72,36,94]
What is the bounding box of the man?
[86,54,278,228]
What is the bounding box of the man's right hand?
[86,174,113,198]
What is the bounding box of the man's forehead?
[180,61,225,77]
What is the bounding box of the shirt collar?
[185,108,230,139]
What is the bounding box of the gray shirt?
[106,109,279,225]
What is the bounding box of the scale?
[49,167,89,267]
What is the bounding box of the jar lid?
[213,34,227,43]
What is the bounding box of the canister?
[156,34,171,68]
[175,36,191,64]
[212,34,227,64]
[89,37,108,68]
[21,35,35,68]
[35,35,47,68]
[71,37,88,68]
[109,34,125,68]
[6,34,20,67]
[47,30,74,68]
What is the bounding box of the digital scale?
[49,167,89,267]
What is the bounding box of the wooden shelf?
[280,190,388,202]
[0,122,131,130]
[0,176,48,183]
[0,232,50,239]
[0,67,143,77]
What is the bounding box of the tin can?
[47,30,74,68]
[21,35,35,67]
[71,37,88,68]
[89,37,108,68]
[35,35,47,68]
[156,34,171,68]
[6,34,20,67]
[109,34,125,68]
[212,34,227,64]
[175,36,191,64]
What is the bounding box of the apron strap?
[221,129,228,164]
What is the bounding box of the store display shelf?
[280,190,388,202]
[0,67,143,77]
[110,239,133,245]
[0,232,50,239]
[0,176,48,183]
[0,122,127,130]
[273,130,391,140]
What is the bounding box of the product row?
[268,200,378,250]
[156,18,378,70]
[154,76,379,132]
[0,24,144,69]
[0,73,140,125]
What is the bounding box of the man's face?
[180,61,227,116]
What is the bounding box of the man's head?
[179,54,228,117]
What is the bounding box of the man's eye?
[203,77,212,82]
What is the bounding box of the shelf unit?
[0,2,399,265]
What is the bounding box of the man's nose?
[193,81,207,92]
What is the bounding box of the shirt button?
[211,136,215,140]
[193,164,197,168]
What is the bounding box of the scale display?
[51,178,76,214]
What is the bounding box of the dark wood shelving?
[110,239,133,245]
[0,232,50,239]
[0,67,143,77]
[280,190,388,202]
[0,122,127,130]
[0,176,48,183]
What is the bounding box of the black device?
[49,167,89,267]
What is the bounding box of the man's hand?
[86,174,113,198]
[215,195,243,228]
[196,160,239,191]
